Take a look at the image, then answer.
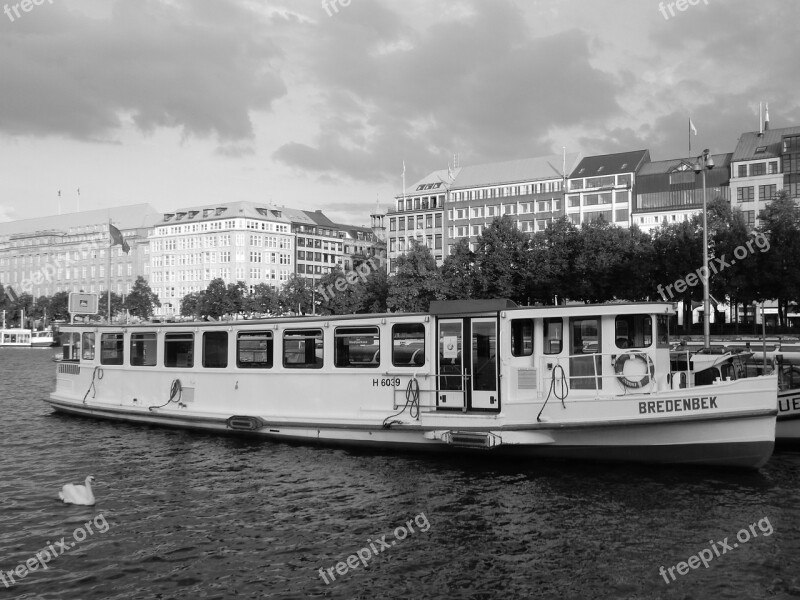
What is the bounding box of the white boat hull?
[777,389,800,443]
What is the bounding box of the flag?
[690,118,697,136]
[109,224,130,254]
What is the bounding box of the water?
[2,348,800,600]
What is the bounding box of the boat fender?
[614,353,655,389]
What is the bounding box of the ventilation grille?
[517,368,537,389]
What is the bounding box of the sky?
[1,0,798,227]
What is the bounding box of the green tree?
[387,240,442,312]
[124,276,161,319]
[49,291,70,321]
[359,264,389,313]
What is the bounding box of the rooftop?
[569,150,650,178]
[732,125,800,162]
[451,153,581,190]
[637,153,733,176]
[0,204,161,238]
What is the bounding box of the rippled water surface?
[2,348,800,599]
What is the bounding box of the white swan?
[59,475,96,506]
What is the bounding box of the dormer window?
[163,213,174,222]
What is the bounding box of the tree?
[50,291,70,321]
[248,283,280,316]
[226,281,248,319]
[124,276,161,319]
[201,278,234,319]
[279,274,315,315]
[359,265,389,313]
[316,267,361,315]
[756,191,800,326]
[530,217,582,304]
[472,217,532,303]
[180,291,204,319]
[440,238,475,300]
[651,220,704,331]
[387,240,442,312]
[98,291,125,320]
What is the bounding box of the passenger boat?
[44,300,778,468]
[670,343,800,444]
[0,328,32,347]
[30,330,56,348]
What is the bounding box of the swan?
[59,475,96,506]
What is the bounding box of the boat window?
[511,319,533,357]
[81,332,95,361]
[570,317,602,390]
[656,315,670,348]
[203,331,228,368]
[283,329,323,369]
[335,326,380,368]
[392,323,425,367]
[237,331,273,369]
[130,333,157,366]
[543,318,562,354]
[615,315,652,349]
[165,332,194,368]
[100,333,124,365]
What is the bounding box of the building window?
[737,187,755,203]
[130,332,157,366]
[203,331,228,368]
[759,184,777,201]
[283,329,323,368]
[334,326,380,368]
[737,165,748,178]
[751,163,766,176]
[435,214,442,227]
[769,161,779,174]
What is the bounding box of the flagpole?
[107,219,112,323]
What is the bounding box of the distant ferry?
[30,330,56,347]
[45,300,777,468]
[0,328,32,347]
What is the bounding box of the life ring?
[614,352,655,389]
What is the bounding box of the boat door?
[437,317,499,412]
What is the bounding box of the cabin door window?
[437,320,465,410]
[437,317,500,412]
[569,317,602,390]
[470,318,498,410]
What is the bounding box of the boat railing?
[538,351,660,399]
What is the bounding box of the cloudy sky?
[1,0,798,226]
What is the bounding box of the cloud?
[0,205,17,223]
[0,0,286,141]
[274,0,621,183]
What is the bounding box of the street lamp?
[693,149,715,350]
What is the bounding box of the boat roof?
[58,300,675,330]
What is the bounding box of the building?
[445,153,580,253]
[633,153,732,233]
[149,201,295,316]
[386,168,450,272]
[566,150,650,227]
[0,204,160,299]
[730,123,800,228]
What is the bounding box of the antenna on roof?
[765,102,770,131]
[453,153,459,169]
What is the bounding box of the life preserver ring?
[614,352,655,389]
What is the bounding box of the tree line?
[3,193,798,329]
